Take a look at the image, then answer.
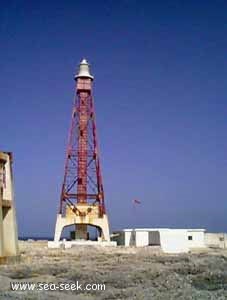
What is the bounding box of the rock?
[0,275,12,291]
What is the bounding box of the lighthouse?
[50,59,110,246]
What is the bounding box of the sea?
[19,237,53,241]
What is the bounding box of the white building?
[112,228,206,253]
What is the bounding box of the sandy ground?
[0,241,227,300]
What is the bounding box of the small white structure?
[205,233,227,249]
[112,228,206,253]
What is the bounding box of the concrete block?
[0,152,19,263]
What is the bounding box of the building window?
[188,236,193,241]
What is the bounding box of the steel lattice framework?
[59,75,105,218]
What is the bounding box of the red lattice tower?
[59,59,105,218]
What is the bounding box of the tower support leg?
[95,214,110,242]
[76,224,87,240]
[54,214,67,242]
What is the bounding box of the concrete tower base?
[0,152,19,263]
[48,204,114,248]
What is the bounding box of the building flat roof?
[122,228,206,232]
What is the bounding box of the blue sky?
[1,0,227,237]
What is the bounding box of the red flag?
[133,199,141,205]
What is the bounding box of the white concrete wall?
[135,231,149,247]
[159,230,189,253]
[187,230,205,249]
[124,231,131,246]
[124,230,149,247]
[205,233,227,249]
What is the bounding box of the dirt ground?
[0,241,227,300]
